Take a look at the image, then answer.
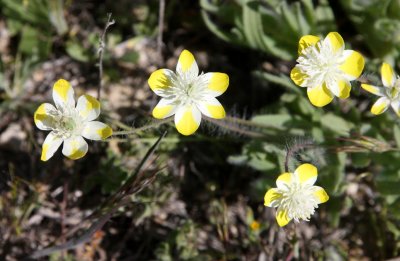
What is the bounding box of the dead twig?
[60,180,69,259]
[157,0,166,61]
[97,13,115,100]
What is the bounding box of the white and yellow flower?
[264,163,329,227]
[291,32,365,107]
[148,49,229,135]
[34,79,112,161]
[361,63,400,116]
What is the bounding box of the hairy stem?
[112,118,173,136]
[204,117,264,138]
[284,142,314,172]
[97,13,115,100]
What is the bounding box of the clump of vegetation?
[2,0,400,260]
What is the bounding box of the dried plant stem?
[97,13,115,100]
[60,181,68,259]
[285,223,300,260]
[157,0,166,59]
[112,118,173,136]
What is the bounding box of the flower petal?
[371,97,390,115]
[62,136,88,160]
[152,98,177,119]
[52,79,75,109]
[298,35,320,54]
[264,188,282,207]
[313,186,329,204]
[276,209,291,227]
[276,172,292,190]
[148,69,175,96]
[361,84,385,96]
[339,50,365,81]
[381,62,396,88]
[34,103,57,130]
[307,85,334,107]
[290,66,308,87]
[174,105,201,136]
[324,32,344,53]
[41,132,63,161]
[200,72,229,97]
[327,79,351,99]
[82,121,113,140]
[197,97,226,119]
[391,100,400,116]
[176,49,199,79]
[294,163,317,186]
[76,94,100,121]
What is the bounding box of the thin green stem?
[204,117,264,138]
[103,136,241,144]
[112,118,173,136]
[108,118,133,131]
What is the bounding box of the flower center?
[297,42,344,88]
[166,73,207,106]
[50,108,82,139]
[183,83,195,98]
[58,116,77,132]
[279,182,318,221]
[387,87,399,100]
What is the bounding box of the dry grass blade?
[30,131,167,258]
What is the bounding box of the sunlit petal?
[62,136,88,160]
[52,79,75,109]
[174,105,201,136]
[41,132,63,161]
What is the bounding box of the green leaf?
[66,40,90,62]
[393,125,400,148]
[321,152,346,194]
[119,51,139,64]
[280,1,298,34]
[18,26,51,58]
[228,154,276,172]
[251,114,292,128]
[320,113,354,135]
[377,180,400,195]
[351,153,371,168]
[252,71,301,94]
[48,0,68,35]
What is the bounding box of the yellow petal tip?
[97,125,113,140]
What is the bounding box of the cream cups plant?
[148,49,229,135]
[361,63,400,116]
[291,32,365,107]
[264,163,329,227]
[34,79,113,161]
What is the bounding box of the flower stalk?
[112,118,173,136]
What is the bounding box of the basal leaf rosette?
[148,49,229,136]
[34,79,112,161]
[361,63,400,116]
[291,32,365,107]
[264,164,329,227]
